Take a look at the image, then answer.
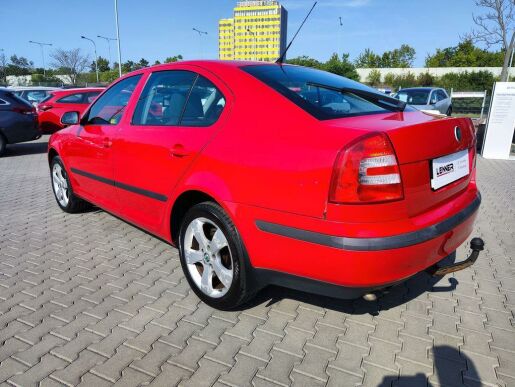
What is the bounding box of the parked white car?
[392,87,452,116]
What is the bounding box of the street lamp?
[114,0,122,77]
[97,35,117,66]
[509,47,515,81]
[28,40,52,77]
[246,27,256,61]
[81,35,99,83]
[338,17,343,57]
[192,28,208,59]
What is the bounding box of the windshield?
[242,65,404,120]
[393,89,430,105]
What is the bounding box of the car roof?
[8,86,60,91]
[399,87,439,92]
[51,87,105,96]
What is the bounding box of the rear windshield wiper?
[306,82,406,112]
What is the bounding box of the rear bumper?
[231,189,480,290]
[256,193,480,251]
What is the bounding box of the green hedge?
[377,70,498,94]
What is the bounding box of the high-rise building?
[218,1,288,62]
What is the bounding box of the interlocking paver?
[0,138,513,386]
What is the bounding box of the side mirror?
[429,96,438,105]
[61,111,80,126]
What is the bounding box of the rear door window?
[57,93,85,104]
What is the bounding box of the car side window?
[437,90,447,101]
[132,70,197,126]
[85,75,142,125]
[85,92,101,104]
[57,93,84,104]
[181,75,226,127]
[26,91,49,103]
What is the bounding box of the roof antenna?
[276,1,318,64]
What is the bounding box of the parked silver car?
[8,86,60,106]
[392,87,452,116]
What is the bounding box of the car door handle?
[170,144,190,157]
[102,137,112,148]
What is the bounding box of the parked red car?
[48,61,482,309]
[38,88,104,133]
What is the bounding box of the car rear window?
[241,64,398,120]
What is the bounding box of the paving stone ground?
[0,137,514,387]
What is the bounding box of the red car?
[48,61,483,309]
[38,88,104,133]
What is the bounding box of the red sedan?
[47,61,482,309]
[38,88,104,133]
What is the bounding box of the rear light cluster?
[38,104,53,112]
[13,106,36,115]
[329,133,404,204]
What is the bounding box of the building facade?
[218,1,288,62]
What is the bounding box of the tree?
[355,48,382,68]
[5,55,34,76]
[154,60,161,65]
[323,53,359,80]
[381,44,416,68]
[366,69,382,86]
[0,52,6,83]
[122,60,135,73]
[355,45,416,68]
[285,55,323,69]
[426,39,504,67]
[90,56,110,73]
[135,58,149,70]
[164,55,183,63]
[50,48,89,85]
[467,0,514,81]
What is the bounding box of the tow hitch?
[427,238,485,276]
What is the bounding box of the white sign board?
[482,82,515,160]
[451,91,486,99]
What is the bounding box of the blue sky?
[1,0,479,68]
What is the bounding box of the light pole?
[28,40,52,77]
[192,28,208,59]
[114,0,122,77]
[338,17,343,58]
[509,46,514,81]
[97,35,117,66]
[81,35,99,83]
[246,27,256,61]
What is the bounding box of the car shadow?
[378,345,480,386]
[242,254,458,316]
[3,139,49,157]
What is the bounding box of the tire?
[50,156,91,213]
[0,133,6,157]
[178,202,253,310]
[446,106,452,116]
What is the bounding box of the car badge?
[454,126,462,142]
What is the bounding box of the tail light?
[329,133,403,204]
[13,106,36,115]
[38,104,53,112]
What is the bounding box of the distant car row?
[0,87,103,156]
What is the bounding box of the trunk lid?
[326,111,476,218]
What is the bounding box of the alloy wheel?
[52,163,69,207]
[183,217,234,298]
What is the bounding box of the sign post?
[481,82,515,160]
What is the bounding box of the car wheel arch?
[170,190,222,245]
[48,147,59,165]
